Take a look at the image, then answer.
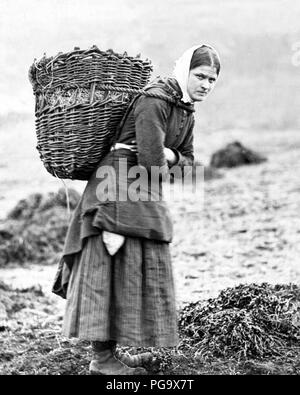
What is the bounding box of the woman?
[52,44,220,375]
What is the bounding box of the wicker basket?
[28,46,153,180]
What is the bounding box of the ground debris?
[1,281,300,375]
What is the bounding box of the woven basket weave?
[28,46,153,180]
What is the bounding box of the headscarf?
[172,44,220,103]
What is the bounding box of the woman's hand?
[164,147,177,165]
[128,141,177,166]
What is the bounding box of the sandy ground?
[0,118,300,313]
[171,128,300,303]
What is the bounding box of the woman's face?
[187,65,218,102]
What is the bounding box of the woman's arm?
[170,116,195,169]
[134,96,170,177]
[134,96,194,174]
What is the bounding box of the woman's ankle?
[91,340,116,352]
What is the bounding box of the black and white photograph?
[0,0,300,378]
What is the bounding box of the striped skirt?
[62,233,179,347]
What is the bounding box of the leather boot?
[89,341,147,375]
[115,349,154,368]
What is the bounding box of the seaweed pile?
[0,188,80,267]
[179,283,300,360]
[210,141,267,168]
[0,280,46,323]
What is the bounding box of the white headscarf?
[172,44,220,103]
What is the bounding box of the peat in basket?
[28,45,153,180]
